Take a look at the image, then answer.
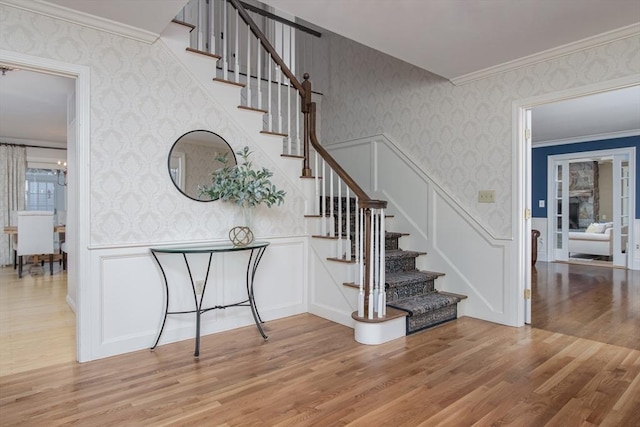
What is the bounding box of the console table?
[150,241,269,357]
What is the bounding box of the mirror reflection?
[168,130,236,201]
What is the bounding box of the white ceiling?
[0,0,639,147]
[0,69,74,145]
[261,0,640,82]
[45,0,187,35]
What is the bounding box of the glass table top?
[150,241,269,253]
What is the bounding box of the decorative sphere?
[229,226,254,246]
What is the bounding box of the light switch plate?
[539,200,545,208]
[478,190,495,203]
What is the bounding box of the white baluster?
[321,160,326,236]
[346,189,351,260]
[267,54,272,132]
[358,205,364,317]
[329,170,335,237]
[378,208,386,317]
[246,25,251,105]
[337,179,342,258]
[314,149,320,215]
[368,208,374,319]
[209,0,216,54]
[276,66,282,133]
[222,0,228,80]
[295,93,301,155]
[286,82,291,154]
[372,212,379,315]
[234,9,239,83]
[257,38,262,110]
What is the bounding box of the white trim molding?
[452,23,640,86]
[532,129,640,148]
[0,0,160,44]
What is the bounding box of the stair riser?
[406,305,457,334]
[386,257,416,273]
[386,280,435,302]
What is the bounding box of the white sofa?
[568,223,627,257]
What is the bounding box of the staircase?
[320,197,464,338]
[164,0,465,344]
[384,232,463,334]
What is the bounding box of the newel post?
[301,73,313,178]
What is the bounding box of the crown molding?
[0,0,159,44]
[451,23,640,86]
[532,129,640,148]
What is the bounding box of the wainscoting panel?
[531,217,548,263]
[327,135,516,325]
[307,236,358,328]
[88,236,308,360]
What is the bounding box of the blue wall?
[532,135,640,218]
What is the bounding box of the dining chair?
[16,211,55,278]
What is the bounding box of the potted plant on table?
[199,146,286,245]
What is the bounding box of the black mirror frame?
[168,130,236,202]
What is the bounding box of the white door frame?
[546,148,635,267]
[513,74,640,325]
[0,49,92,362]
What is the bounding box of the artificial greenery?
[199,146,286,208]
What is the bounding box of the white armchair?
[16,211,55,278]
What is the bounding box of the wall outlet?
[478,190,495,203]
[195,280,205,294]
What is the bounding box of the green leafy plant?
[199,146,286,208]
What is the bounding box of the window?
[25,168,62,211]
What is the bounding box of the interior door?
[612,154,630,267]
[551,160,570,261]
[524,109,532,324]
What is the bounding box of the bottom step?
[388,292,461,334]
[351,307,408,345]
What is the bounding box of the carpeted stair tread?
[385,249,425,259]
[387,292,461,316]
[385,270,444,289]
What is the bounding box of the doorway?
[0,68,75,373]
[1,48,91,362]
[547,148,635,268]
[515,75,640,326]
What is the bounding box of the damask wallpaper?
[316,31,640,238]
[0,4,306,246]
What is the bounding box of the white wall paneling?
[531,217,548,263]
[327,135,514,325]
[88,236,307,360]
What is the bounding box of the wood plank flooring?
[532,261,640,350]
[1,263,639,425]
[1,317,639,425]
[0,265,75,376]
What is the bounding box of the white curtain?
[0,145,27,266]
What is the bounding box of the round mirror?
[168,130,236,201]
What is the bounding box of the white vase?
[229,204,255,246]
[242,205,254,230]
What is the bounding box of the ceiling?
[261,0,640,82]
[0,0,639,147]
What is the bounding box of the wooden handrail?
[228,0,386,210]
[308,101,387,210]
[228,0,305,95]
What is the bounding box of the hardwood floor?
[0,265,75,376]
[1,263,638,425]
[0,316,638,425]
[532,261,640,350]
